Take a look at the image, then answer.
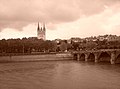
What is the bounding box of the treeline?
[0,37,73,53]
[0,37,120,53]
[0,38,57,53]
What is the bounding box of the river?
[0,57,120,89]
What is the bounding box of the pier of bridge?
[72,49,120,64]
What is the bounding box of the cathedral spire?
[37,22,46,40]
[43,23,46,31]
[37,22,40,31]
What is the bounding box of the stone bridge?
[72,49,120,64]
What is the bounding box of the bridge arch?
[73,53,77,60]
[80,53,85,61]
[115,53,120,64]
[88,53,95,62]
[98,52,111,63]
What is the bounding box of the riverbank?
[0,52,73,63]
[0,52,57,56]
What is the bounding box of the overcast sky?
[0,0,120,40]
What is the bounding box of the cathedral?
[37,23,46,40]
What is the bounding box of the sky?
[0,0,120,40]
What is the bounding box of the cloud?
[46,3,120,39]
[0,23,37,39]
[1,4,120,40]
[0,0,120,40]
[0,0,119,31]
[0,21,29,31]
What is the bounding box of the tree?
[72,42,79,50]
[85,41,97,50]
[60,42,67,52]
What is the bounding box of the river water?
[0,57,120,89]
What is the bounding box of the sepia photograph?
[0,0,120,89]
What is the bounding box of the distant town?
[0,23,120,54]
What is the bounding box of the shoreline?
[0,52,57,57]
[0,58,73,63]
[0,52,73,63]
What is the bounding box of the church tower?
[37,22,46,40]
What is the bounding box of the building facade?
[37,23,46,40]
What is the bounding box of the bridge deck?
[72,49,120,54]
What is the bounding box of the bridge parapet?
[72,49,120,54]
[72,49,120,64]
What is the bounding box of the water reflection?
[0,61,120,89]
